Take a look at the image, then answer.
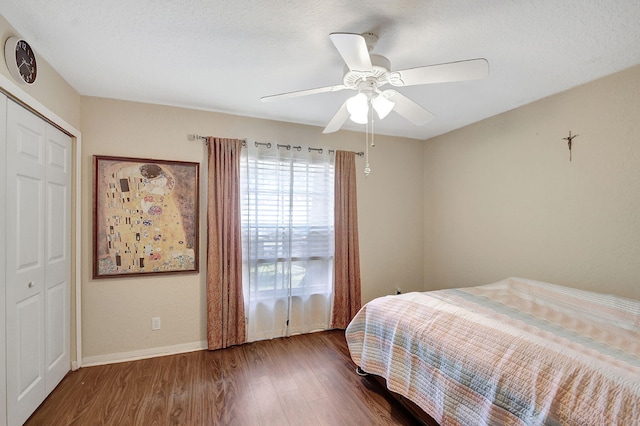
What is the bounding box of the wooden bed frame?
[358,367,440,426]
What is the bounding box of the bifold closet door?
[5,100,71,426]
[42,116,72,394]
[1,93,8,426]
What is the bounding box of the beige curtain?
[206,137,246,350]
[331,150,362,329]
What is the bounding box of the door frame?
[0,72,83,370]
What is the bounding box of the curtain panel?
[331,150,362,329]
[240,143,335,341]
[206,137,246,350]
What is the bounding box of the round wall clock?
[4,36,38,85]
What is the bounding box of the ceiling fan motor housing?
[343,54,391,90]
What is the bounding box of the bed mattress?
[345,277,640,425]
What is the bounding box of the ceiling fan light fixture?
[346,93,368,116]
[372,93,395,119]
[347,92,370,124]
[349,112,368,124]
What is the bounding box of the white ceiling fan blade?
[261,84,346,102]
[329,33,373,72]
[390,58,489,87]
[322,101,350,133]
[385,90,435,125]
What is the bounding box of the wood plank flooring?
[25,330,420,425]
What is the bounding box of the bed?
[345,277,640,425]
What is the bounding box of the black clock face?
[15,40,37,84]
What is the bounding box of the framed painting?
[93,155,199,278]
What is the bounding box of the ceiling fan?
[261,32,489,134]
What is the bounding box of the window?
[240,145,334,340]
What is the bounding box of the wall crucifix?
[562,131,579,161]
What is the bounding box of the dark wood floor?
[26,330,420,425]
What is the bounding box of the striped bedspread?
[345,277,640,425]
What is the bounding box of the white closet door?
[44,124,71,393]
[5,100,70,426]
[0,93,8,426]
[6,100,47,426]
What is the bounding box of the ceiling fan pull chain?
[364,111,371,176]
[370,106,375,147]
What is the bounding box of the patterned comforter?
[345,277,640,425]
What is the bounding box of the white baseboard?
[82,340,208,367]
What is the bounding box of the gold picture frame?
[93,155,199,278]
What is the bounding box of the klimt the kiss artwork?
[93,156,199,278]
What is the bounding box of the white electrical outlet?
[152,317,161,330]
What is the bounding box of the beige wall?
[1,16,82,368]
[0,16,81,129]
[424,65,640,300]
[80,97,425,361]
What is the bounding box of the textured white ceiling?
[2,0,640,140]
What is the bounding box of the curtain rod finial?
[190,134,210,142]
